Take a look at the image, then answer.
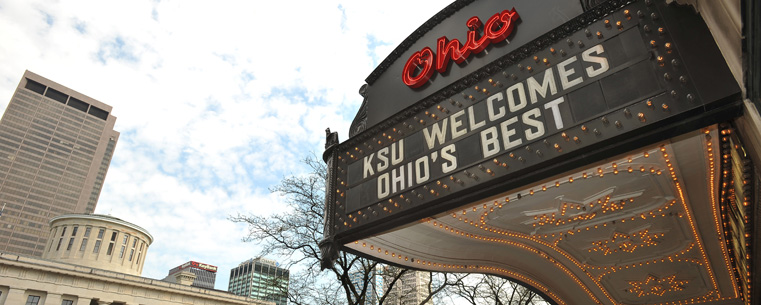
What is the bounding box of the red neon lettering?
[402,47,435,89]
[402,8,520,88]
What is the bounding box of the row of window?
[21,295,73,305]
[0,140,91,182]
[23,78,110,121]
[7,95,104,153]
[48,225,146,266]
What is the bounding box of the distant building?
[0,213,273,305]
[163,260,218,289]
[382,267,432,305]
[0,71,119,257]
[349,265,383,305]
[229,258,289,305]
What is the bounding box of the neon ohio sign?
[402,8,520,88]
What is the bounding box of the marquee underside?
[346,126,746,305]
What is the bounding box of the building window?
[84,227,91,237]
[56,238,63,251]
[106,231,118,255]
[60,227,67,237]
[93,240,101,253]
[122,235,129,244]
[80,238,88,251]
[25,295,40,305]
[66,237,74,251]
[97,228,105,239]
[119,245,125,258]
[61,300,74,305]
[71,226,78,236]
[128,249,134,261]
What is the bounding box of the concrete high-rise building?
[0,71,119,257]
[163,260,219,289]
[382,266,432,305]
[228,258,289,305]
[349,266,383,305]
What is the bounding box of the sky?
[0,0,451,289]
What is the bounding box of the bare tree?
[230,155,463,305]
[447,274,548,305]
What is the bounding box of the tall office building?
[0,71,119,257]
[229,258,289,305]
[163,260,219,289]
[382,267,432,305]
[349,265,384,305]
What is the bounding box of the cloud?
[0,0,452,288]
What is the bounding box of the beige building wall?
[0,253,274,305]
[42,214,153,276]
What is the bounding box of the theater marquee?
[321,1,754,304]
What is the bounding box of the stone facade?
[0,253,273,305]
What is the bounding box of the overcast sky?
[0,0,451,289]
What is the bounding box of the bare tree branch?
[230,155,468,305]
